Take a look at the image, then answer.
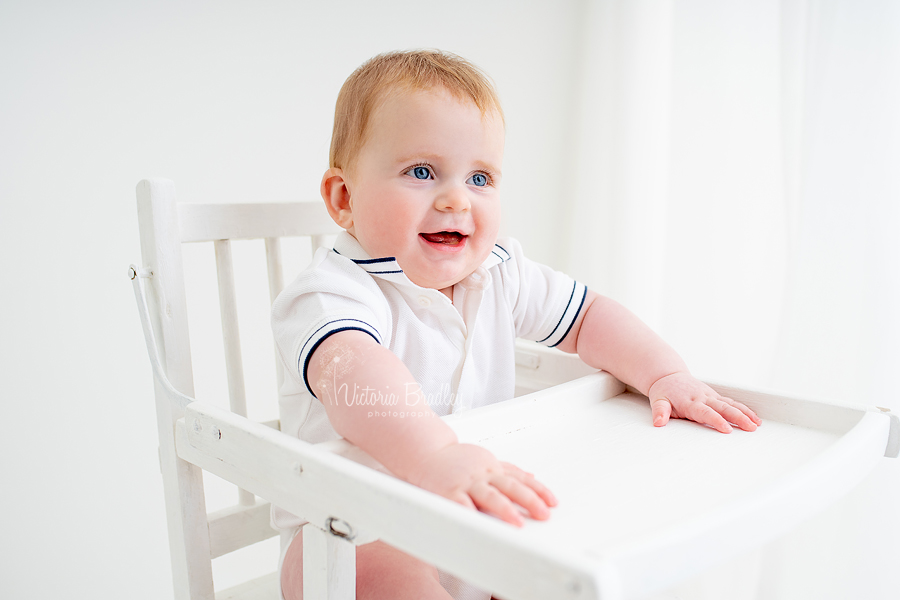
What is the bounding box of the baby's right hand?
[405,443,557,526]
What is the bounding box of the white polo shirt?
[271,231,586,600]
[272,231,587,447]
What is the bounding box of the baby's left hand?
[648,372,762,433]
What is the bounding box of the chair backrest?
[135,178,341,599]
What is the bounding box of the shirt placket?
[447,267,490,414]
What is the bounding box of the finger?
[469,481,523,526]
[720,396,762,427]
[651,398,672,427]
[502,464,558,507]
[687,401,733,434]
[491,476,551,520]
[449,490,476,511]
[499,461,533,478]
[715,399,758,431]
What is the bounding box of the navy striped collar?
[487,242,511,267]
[332,232,404,275]
[332,231,510,277]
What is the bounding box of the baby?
[272,49,761,600]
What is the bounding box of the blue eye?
[468,173,488,187]
[408,165,431,180]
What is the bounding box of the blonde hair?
[329,49,504,171]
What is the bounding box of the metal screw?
[192,419,202,433]
[211,426,221,440]
[326,517,357,540]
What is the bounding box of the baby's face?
[342,88,504,295]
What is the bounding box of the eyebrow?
[394,152,441,165]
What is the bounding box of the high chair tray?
[178,367,897,600]
[442,372,898,598]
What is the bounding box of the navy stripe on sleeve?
[550,285,587,347]
[536,280,588,348]
[537,281,577,344]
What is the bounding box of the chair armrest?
[175,400,610,600]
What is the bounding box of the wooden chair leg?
[302,523,356,600]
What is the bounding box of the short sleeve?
[271,248,389,397]
[495,238,587,348]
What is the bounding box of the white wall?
[0,1,583,597]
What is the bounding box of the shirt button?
[416,295,432,307]
[462,267,490,290]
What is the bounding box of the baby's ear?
[320,168,353,229]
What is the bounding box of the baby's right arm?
[307,330,556,526]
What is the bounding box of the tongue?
[421,232,463,245]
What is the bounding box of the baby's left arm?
[555,291,761,433]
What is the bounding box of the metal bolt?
[211,426,221,440]
[192,419,202,433]
[326,517,356,540]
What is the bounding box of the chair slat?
[214,240,248,417]
[264,238,285,303]
[265,238,286,393]
[179,203,339,243]
[303,523,355,600]
[213,239,255,507]
[311,235,329,254]
[207,501,277,559]
[215,572,279,600]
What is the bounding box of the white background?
[1,1,897,599]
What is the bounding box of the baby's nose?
[435,185,470,212]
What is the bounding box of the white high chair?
[132,178,899,600]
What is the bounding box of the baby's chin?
[406,275,463,292]
[404,239,497,291]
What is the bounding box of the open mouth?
[419,231,466,246]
